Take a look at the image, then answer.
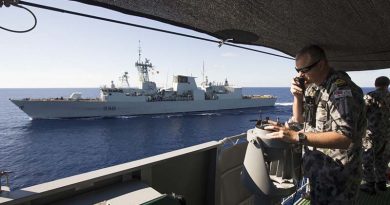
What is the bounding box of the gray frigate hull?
[11,98,277,119]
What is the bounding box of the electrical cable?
[289,93,309,205]
[16,0,294,60]
[0,4,37,33]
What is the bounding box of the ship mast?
[202,61,205,84]
[201,61,208,87]
[135,41,153,83]
[138,41,141,62]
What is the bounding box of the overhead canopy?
[71,0,390,71]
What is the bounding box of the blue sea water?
[0,87,374,190]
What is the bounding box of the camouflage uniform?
[362,89,390,183]
[301,70,366,204]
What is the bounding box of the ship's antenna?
[165,71,169,88]
[138,40,142,62]
[258,110,262,121]
[202,61,205,84]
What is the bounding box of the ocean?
[0,87,373,190]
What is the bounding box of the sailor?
[360,76,390,194]
[265,45,366,204]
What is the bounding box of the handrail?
[219,133,246,146]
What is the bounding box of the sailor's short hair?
[375,76,390,87]
[296,45,327,62]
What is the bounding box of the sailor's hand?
[265,119,282,126]
[290,78,304,98]
[264,123,298,143]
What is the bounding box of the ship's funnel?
[241,126,301,205]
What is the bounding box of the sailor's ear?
[317,60,324,69]
[319,59,329,70]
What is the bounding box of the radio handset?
[295,77,305,95]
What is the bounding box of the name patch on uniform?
[334,89,352,99]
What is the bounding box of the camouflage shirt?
[302,70,366,203]
[364,89,390,140]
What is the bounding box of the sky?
[1,0,389,88]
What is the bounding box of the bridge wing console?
[241,120,302,204]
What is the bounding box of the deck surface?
[296,185,390,205]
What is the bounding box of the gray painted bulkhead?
[0,134,251,205]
